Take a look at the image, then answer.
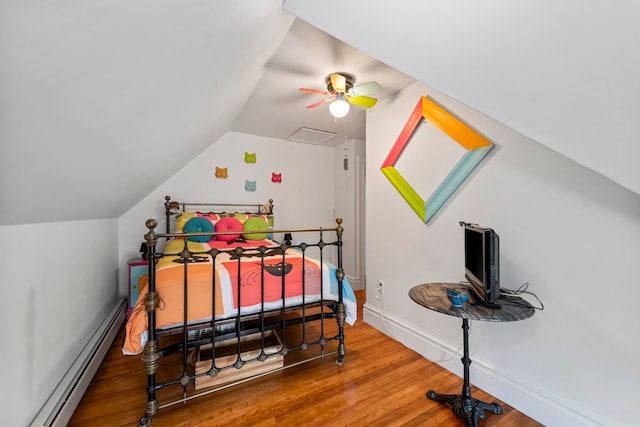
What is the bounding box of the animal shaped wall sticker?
[215,167,228,179]
[271,172,282,183]
[245,180,256,192]
[244,152,257,163]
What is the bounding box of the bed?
[123,196,357,425]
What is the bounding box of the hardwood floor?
[69,291,542,426]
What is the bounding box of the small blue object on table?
[447,289,469,307]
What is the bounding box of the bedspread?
[123,238,357,355]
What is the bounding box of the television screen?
[462,222,500,305]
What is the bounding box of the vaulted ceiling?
[284,0,640,198]
[2,0,638,226]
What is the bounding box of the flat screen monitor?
[462,222,500,305]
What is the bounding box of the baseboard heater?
[30,297,127,427]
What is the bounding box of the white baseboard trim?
[30,297,127,427]
[363,302,610,427]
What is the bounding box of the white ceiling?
[2,0,638,226]
[1,1,294,225]
[231,18,415,144]
[284,0,640,197]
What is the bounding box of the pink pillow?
[214,216,243,242]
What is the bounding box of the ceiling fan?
[299,72,380,117]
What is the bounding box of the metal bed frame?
[137,196,347,425]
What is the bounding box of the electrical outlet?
[377,280,384,294]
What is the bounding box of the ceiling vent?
[288,127,338,145]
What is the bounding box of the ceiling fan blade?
[300,87,331,96]
[348,95,378,108]
[348,81,381,97]
[330,73,346,93]
[306,98,333,109]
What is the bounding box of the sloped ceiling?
[0,0,294,225]
[231,18,415,144]
[2,1,638,226]
[285,0,640,197]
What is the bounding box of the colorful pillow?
[243,217,269,240]
[175,212,197,233]
[163,238,204,254]
[176,212,221,233]
[175,211,272,235]
[182,217,214,242]
[214,216,243,242]
[229,213,249,223]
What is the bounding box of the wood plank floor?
[69,291,543,426]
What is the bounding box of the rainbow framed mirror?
[380,96,494,223]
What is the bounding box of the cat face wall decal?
[244,152,257,163]
[245,180,256,192]
[215,167,228,179]
[271,173,282,183]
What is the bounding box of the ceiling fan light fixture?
[329,94,350,118]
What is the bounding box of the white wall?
[364,82,640,427]
[1,219,119,427]
[119,131,337,297]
